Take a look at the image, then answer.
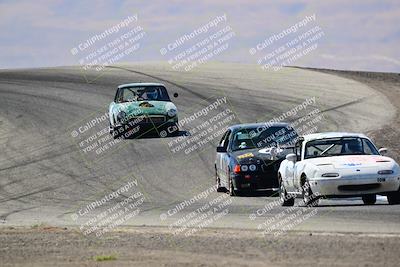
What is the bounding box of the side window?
[219,131,229,146]
[362,139,376,155]
[114,88,121,102]
[223,130,231,149]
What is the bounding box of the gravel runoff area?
[0,226,399,267]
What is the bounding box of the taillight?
[234,164,241,174]
[241,165,248,172]
[249,164,257,171]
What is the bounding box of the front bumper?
[111,118,178,138]
[309,175,400,196]
[113,115,178,131]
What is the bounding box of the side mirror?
[217,146,227,153]
[286,153,297,163]
[379,148,388,155]
[173,93,179,98]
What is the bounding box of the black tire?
[111,126,123,139]
[215,166,224,193]
[172,123,180,137]
[387,191,400,205]
[279,176,294,206]
[362,194,376,205]
[302,179,319,207]
[161,123,179,137]
[228,176,237,196]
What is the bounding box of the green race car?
[109,83,179,138]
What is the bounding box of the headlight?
[241,165,248,172]
[378,170,394,175]
[167,108,177,117]
[117,111,126,122]
[321,173,339,177]
[249,164,257,171]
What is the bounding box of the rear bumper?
[231,171,280,191]
[309,176,400,196]
[231,160,283,191]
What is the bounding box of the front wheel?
[171,122,180,136]
[111,126,123,139]
[302,180,319,206]
[160,123,179,137]
[279,177,294,206]
[362,194,376,205]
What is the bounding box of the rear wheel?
[215,166,224,193]
[387,191,400,205]
[279,176,294,206]
[362,194,376,205]
[228,176,237,196]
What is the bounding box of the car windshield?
[117,86,170,102]
[304,137,379,159]
[231,126,298,151]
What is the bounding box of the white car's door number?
[377,178,386,182]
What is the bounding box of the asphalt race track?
[0,62,399,236]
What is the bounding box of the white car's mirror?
[286,153,297,163]
[379,147,388,155]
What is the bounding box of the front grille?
[129,116,166,124]
[338,183,380,191]
[148,116,166,123]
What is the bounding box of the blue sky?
[0,0,399,72]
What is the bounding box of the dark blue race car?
[215,122,298,196]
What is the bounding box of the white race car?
[278,132,400,206]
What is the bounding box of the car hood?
[232,147,292,164]
[305,155,395,170]
[119,101,174,116]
